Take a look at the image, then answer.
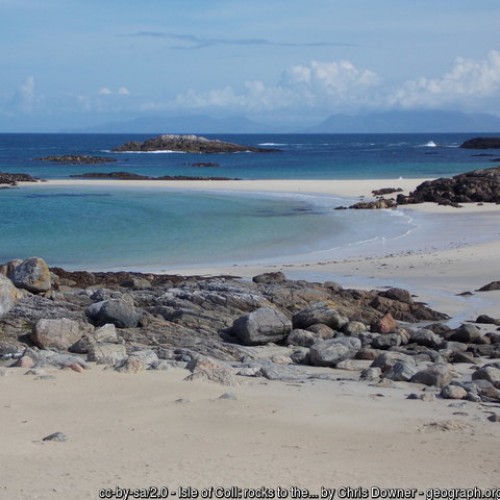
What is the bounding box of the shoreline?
[19,177,500,318]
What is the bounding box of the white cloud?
[98,87,113,95]
[118,86,130,96]
[163,60,381,114]
[387,50,500,109]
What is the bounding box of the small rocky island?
[460,137,500,150]
[37,155,117,164]
[112,134,279,154]
[70,172,240,181]
[0,172,41,186]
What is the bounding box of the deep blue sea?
[1,133,498,271]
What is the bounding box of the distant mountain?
[307,110,500,133]
[63,114,278,134]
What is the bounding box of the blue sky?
[1,0,500,130]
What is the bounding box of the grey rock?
[309,337,361,367]
[121,276,152,290]
[448,324,482,343]
[32,318,85,350]
[411,363,453,388]
[42,432,68,442]
[117,349,158,373]
[360,367,382,381]
[410,328,443,349]
[472,366,500,389]
[232,307,292,345]
[0,274,23,318]
[218,392,238,400]
[381,287,413,303]
[383,361,418,382]
[341,321,368,336]
[440,384,468,400]
[286,329,320,348]
[372,333,402,349]
[87,298,141,328]
[87,343,128,367]
[293,301,348,330]
[9,257,51,293]
[370,351,417,372]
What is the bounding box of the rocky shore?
[112,134,280,153]
[1,257,498,416]
[0,172,41,186]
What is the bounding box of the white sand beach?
[3,177,499,499]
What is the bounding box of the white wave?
[424,140,437,147]
[258,142,287,146]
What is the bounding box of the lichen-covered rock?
[411,363,453,388]
[9,257,51,293]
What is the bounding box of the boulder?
[448,324,482,343]
[370,351,417,373]
[87,344,128,367]
[286,329,320,348]
[116,349,159,373]
[184,355,238,386]
[293,301,348,330]
[383,361,418,382]
[231,307,292,345]
[9,257,51,293]
[440,384,468,400]
[371,312,397,334]
[372,333,402,349]
[472,366,500,389]
[411,363,453,388]
[410,328,444,349]
[0,274,23,318]
[32,318,85,350]
[309,337,361,367]
[380,288,413,303]
[341,321,368,336]
[86,298,141,328]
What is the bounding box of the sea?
[0,132,498,272]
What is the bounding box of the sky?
[1,0,500,131]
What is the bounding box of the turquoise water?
[1,133,498,271]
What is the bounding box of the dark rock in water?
[371,187,403,196]
[191,162,219,168]
[475,314,500,326]
[70,171,241,181]
[112,134,280,154]
[397,166,500,206]
[0,172,41,186]
[477,280,500,292]
[346,198,397,210]
[37,155,116,164]
[460,137,500,149]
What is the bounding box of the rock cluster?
[70,172,240,181]
[460,137,500,149]
[1,258,499,411]
[0,172,41,186]
[37,155,117,164]
[397,167,500,207]
[112,134,279,154]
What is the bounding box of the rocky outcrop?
[37,155,117,164]
[397,166,500,206]
[70,172,240,181]
[112,134,279,154]
[0,275,23,318]
[0,172,41,186]
[1,262,498,408]
[460,137,500,149]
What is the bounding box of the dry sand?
[4,178,499,498]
